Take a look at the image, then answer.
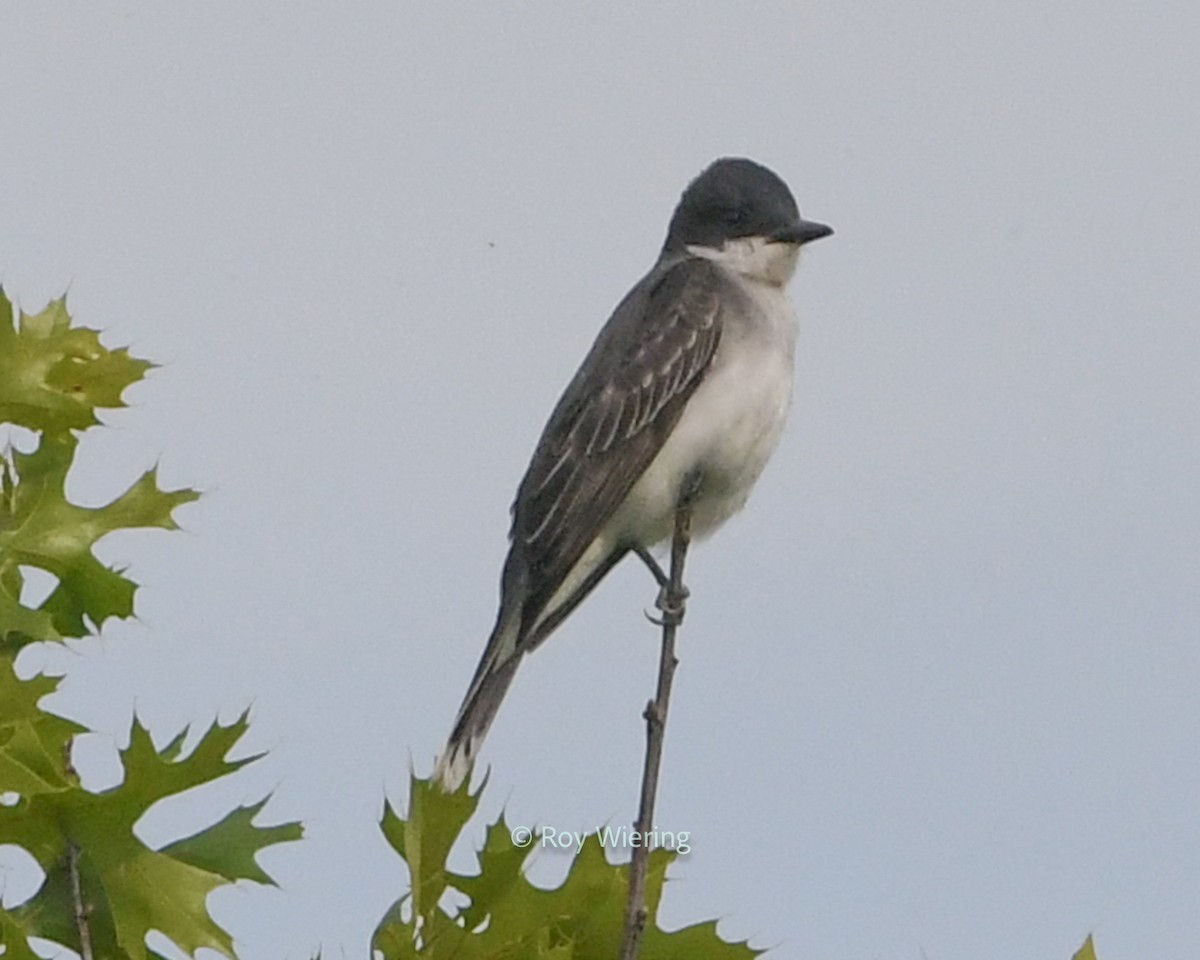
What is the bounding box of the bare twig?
[68,842,94,960]
[620,481,697,960]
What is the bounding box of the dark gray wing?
[506,256,724,639]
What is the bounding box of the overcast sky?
[3,3,1199,959]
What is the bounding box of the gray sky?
[3,2,1198,958]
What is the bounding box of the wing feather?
[507,257,724,636]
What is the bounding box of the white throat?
[686,236,800,287]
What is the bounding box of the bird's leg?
[634,545,688,622]
[642,472,703,626]
[633,544,669,589]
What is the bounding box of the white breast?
[535,253,801,630]
[613,269,798,545]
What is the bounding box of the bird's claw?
[644,582,689,627]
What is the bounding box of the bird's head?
[664,157,832,285]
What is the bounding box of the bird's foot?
[645,581,689,627]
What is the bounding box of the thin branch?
[620,481,697,960]
[68,842,94,960]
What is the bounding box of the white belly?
[532,273,798,635]
[612,278,797,545]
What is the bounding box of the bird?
[434,157,831,790]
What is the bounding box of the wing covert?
[508,257,724,628]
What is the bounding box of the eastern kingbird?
[435,157,831,790]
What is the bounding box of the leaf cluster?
[0,289,300,959]
[0,290,199,645]
[372,773,758,960]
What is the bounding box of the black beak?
[771,218,834,246]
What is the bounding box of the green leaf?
[0,289,295,958]
[115,711,262,811]
[0,292,198,643]
[373,773,759,960]
[0,289,153,432]
[10,844,124,958]
[75,827,238,959]
[0,431,199,640]
[4,712,300,960]
[163,794,303,885]
[447,814,533,932]
[381,768,480,926]
[0,906,42,960]
[1072,934,1099,960]
[372,899,423,960]
[0,641,85,796]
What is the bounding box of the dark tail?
[433,616,522,791]
[432,545,629,790]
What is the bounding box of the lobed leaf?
[0,293,198,643]
[2,711,300,960]
[373,772,759,960]
[0,430,199,640]
[0,641,85,797]
[163,794,303,886]
[0,290,297,958]
[0,906,42,960]
[0,289,152,432]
